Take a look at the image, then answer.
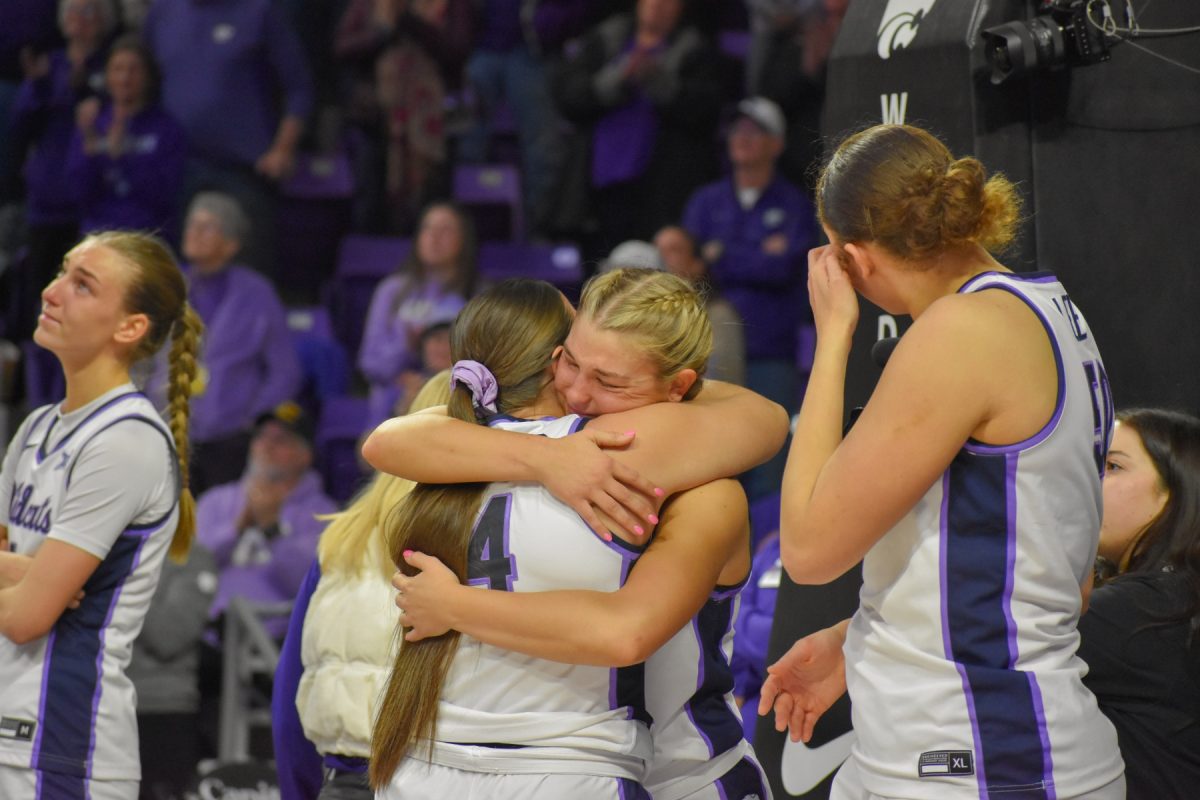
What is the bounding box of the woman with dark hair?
[358,201,478,424]
[67,34,187,235]
[761,123,1124,799]
[1078,408,1200,799]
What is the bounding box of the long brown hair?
[87,231,202,562]
[369,279,572,787]
[390,202,478,313]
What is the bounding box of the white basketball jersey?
[430,414,653,780]
[643,578,761,800]
[0,386,178,786]
[843,272,1123,798]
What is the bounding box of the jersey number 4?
[468,493,517,591]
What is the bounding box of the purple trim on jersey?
[941,452,1055,798]
[957,271,1056,293]
[21,406,56,450]
[683,616,717,757]
[1027,672,1057,800]
[85,533,148,776]
[960,283,1066,456]
[38,768,85,798]
[30,628,58,764]
[617,777,651,799]
[32,531,145,778]
[568,415,590,434]
[34,391,144,464]
[1003,454,1020,667]
[64,413,179,494]
[939,472,990,796]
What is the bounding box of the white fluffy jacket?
[295,560,400,757]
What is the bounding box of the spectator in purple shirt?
[8,0,116,339]
[683,96,816,498]
[168,191,302,494]
[358,201,476,425]
[195,403,336,641]
[143,0,314,279]
[66,35,186,236]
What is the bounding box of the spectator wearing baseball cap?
[194,400,337,639]
[682,95,817,500]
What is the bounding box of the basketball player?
[373,269,779,799]
[761,124,1125,799]
[367,275,786,798]
[0,232,202,800]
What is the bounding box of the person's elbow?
[360,425,389,471]
[593,612,659,667]
[779,524,851,586]
[1,610,55,645]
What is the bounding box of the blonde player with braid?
[0,231,201,800]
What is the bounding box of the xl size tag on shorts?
[918,750,974,778]
[0,717,36,742]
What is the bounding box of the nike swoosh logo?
[781,730,856,795]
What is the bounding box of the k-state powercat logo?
[878,0,938,59]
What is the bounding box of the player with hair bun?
[762,123,1125,799]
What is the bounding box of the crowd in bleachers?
[0,0,846,793]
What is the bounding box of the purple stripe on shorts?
[30,629,57,764]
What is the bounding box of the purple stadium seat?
[478,242,583,294]
[453,164,523,241]
[719,29,751,61]
[327,235,411,356]
[277,149,355,304]
[314,394,372,504]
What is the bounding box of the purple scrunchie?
[450,360,499,415]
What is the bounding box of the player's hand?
[807,244,859,348]
[393,550,459,641]
[538,431,662,542]
[758,621,849,743]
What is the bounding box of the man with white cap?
[682,96,816,499]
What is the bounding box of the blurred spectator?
[196,404,337,640]
[602,238,663,272]
[553,0,722,255]
[128,542,219,800]
[144,0,314,277]
[757,0,848,192]
[457,0,572,238]
[334,0,474,234]
[66,35,186,235]
[358,201,475,425]
[745,0,819,94]
[682,96,815,497]
[0,0,59,205]
[654,224,745,386]
[8,0,116,339]
[115,0,152,31]
[163,192,302,494]
[730,531,781,744]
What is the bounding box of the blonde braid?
[166,304,204,561]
